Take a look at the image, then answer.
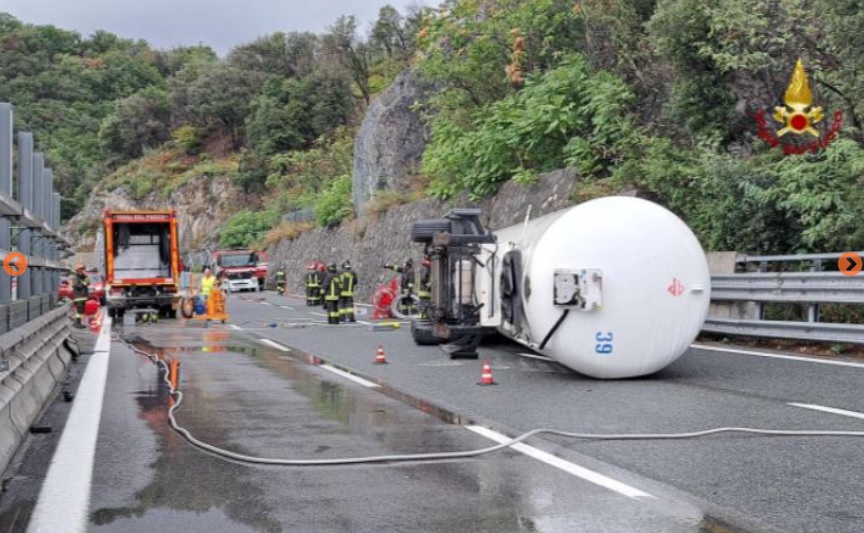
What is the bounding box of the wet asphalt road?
[83,315,706,533]
[3,291,864,532]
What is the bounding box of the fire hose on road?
[117,336,864,468]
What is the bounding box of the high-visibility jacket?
[323,272,342,301]
[201,275,217,296]
[340,270,357,297]
[275,270,286,284]
[305,271,321,288]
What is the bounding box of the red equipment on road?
[372,278,399,319]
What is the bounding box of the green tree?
[184,66,268,148]
[99,86,171,160]
[321,16,371,104]
[219,209,279,248]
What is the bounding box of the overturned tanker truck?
[409,196,711,379]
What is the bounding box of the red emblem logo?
[755,58,842,155]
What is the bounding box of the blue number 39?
[595,332,613,355]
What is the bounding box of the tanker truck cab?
[409,208,496,358]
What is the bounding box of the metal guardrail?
[705,252,864,344]
[711,272,864,303]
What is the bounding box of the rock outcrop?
[352,69,437,216]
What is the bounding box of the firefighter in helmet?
[339,260,358,323]
[382,258,417,316]
[322,263,342,324]
[275,264,287,296]
[72,264,90,328]
[304,263,323,306]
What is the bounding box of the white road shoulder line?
[229,324,242,330]
[319,364,380,388]
[466,425,654,500]
[691,344,864,369]
[788,403,864,420]
[258,338,291,352]
[310,312,327,318]
[28,317,114,533]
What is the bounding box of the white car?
[225,277,258,293]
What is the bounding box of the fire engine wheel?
[180,298,195,319]
[411,321,444,346]
[410,219,451,244]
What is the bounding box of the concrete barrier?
[0,306,73,477]
[706,251,759,321]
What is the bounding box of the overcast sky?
[2,0,435,56]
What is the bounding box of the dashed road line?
[258,338,291,352]
[466,425,654,500]
[319,364,380,388]
[789,403,864,421]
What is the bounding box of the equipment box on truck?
[97,209,181,319]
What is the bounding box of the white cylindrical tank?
[491,196,711,379]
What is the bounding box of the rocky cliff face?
[63,175,248,253]
[268,168,581,302]
[352,69,437,216]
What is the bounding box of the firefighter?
[339,260,358,323]
[322,263,342,324]
[304,263,323,306]
[275,265,287,296]
[418,256,433,319]
[72,264,90,328]
[382,258,417,316]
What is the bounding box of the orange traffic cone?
[374,344,388,364]
[478,359,496,386]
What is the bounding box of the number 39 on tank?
[595,332,613,355]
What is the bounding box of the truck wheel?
[411,321,444,346]
[411,219,451,244]
[181,299,195,319]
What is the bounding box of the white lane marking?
[789,403,864,421]
[310,312,328,318]
[279,305,294,310]
[466,425,654,500]
[357,320,373,325]
[319,364,380,388]
[229,324,242,331]
[258,338,291,352]
[260,301,272,306]
[28,317,114,533]
[691,344,864,369]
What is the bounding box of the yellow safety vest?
[201,275,216,296]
